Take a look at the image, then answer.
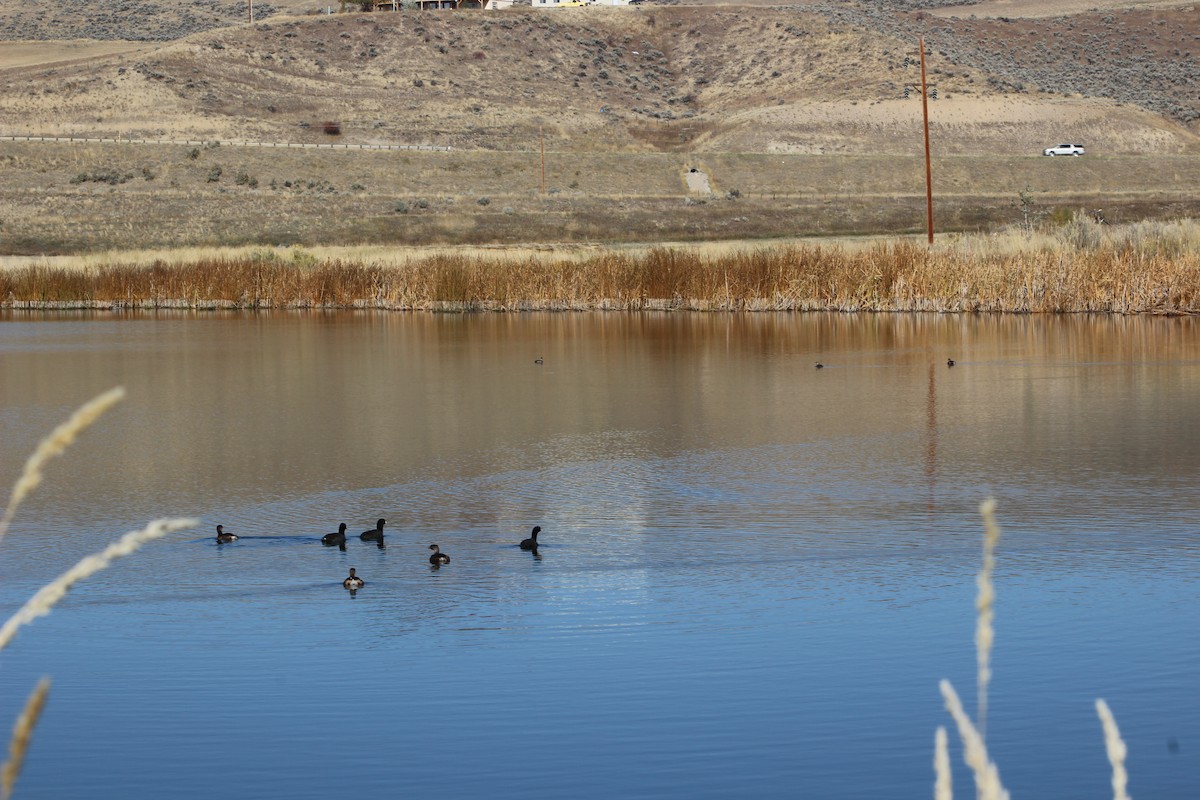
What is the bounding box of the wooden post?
[918,36,934,245]
[540,125,546,195]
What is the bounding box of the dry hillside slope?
[1,6,1197,155]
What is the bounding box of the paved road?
[0,135,452,151]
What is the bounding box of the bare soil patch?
[0,40,149,68]
[933,0,1195,19]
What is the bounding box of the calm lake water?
[0,311,1197,798]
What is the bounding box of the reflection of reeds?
[1096,700,1131,800]
[2,225,1198,312]
[0,679,49,800]
[0,387,125,544]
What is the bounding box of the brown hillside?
[2,3,1199,253]
[1,7,1197,154]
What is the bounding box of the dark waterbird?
[519,526,542,550]
[428,544,450,565]
[360,519,386,541]
[322,523,348,546]
[947,358,956,367]
[215,525,238,543]
[343,568,365,589]
[815,362,824,369]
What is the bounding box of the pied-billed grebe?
[947,358,956,367]
[428,544,450,565]
[322,523,348,546]
[343,568,365,589]
[360,518,386,541]
[519,526,542,550]
[215,525,238,543]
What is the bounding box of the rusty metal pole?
[540,125,546,195]
[918,36,934,245]
[249,0,254,23]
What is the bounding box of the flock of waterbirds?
[214,520,544,591]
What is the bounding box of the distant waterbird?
[215,525,238,543]
[815,362,824,369]
[947,358,956,367]
[534,357,544,365]
[360,519,386,541]
[343,568,364,589]
[520,526,542,550]
[322,523,348,546]
[428,544,450,565]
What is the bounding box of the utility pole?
[249,0,254,23]
[540,125,546,195]
[918,36,934,245]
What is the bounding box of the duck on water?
[343,568,365,589]
[322,523,348,546]
[361,519,386,542]
[215,525,238,543]
[428,544,450,565]
[519,526,542,550]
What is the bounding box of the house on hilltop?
[372,0,512,8]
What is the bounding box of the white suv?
[1043,143,1085,156]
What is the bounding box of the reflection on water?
[0,312,1197,799]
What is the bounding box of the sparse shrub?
[70,170,134,186]
[141,167,155,181]
[188,148,200,160]
[351,183,365,191]
[206,166,223,183]
[394,200,411,214]
[234,171,251,186]
[416,198,429,209]
[502,206,515,215]
[726,188,741,200]
[1046,207,1073,228]
[472,51,486,61]
[477,197,491,206]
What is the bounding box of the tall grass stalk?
[1096,700,1131,800]
[0,387,126,545]
[3,227,1199,312]
[0,518,198,653]
[934,726,952,800]
[0,679,49,800]
[939,680,1009,800]
[975,498,1000,738]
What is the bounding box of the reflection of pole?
[540,125,546,195]
[925,361,938,513]
[918,36,934,244]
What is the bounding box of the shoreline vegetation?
[2,217,1198,314]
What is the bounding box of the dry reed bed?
[3,238,1199,313]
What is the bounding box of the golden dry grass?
[3,219,1198,312]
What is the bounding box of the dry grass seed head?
[0,387,126,544]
